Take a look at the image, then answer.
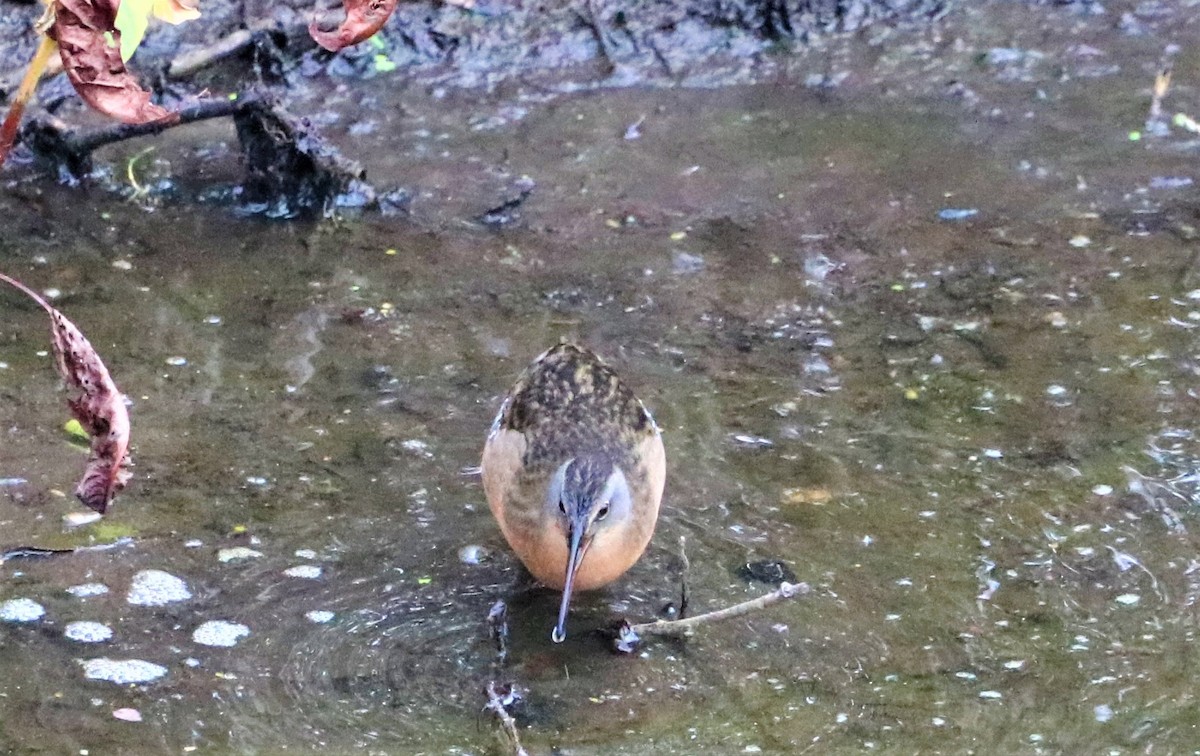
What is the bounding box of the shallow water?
[4,4,1200,753]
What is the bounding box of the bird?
[482,343,666,642]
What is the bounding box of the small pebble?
[165,356,188,367]
[111,260,133,271]
[65,621,114,643]
[218,547,263,563]
[283,565,322,579]
[1094,704,1114,723]
[127,570,192,606]
[112,707,142,722]
[305,610,335,624]
[979,690,1003,700]
[0,598,45,623]
[1092,484,1114,496]
[67,583,110,598]
[81,658,167,684]
[1115,593,1140,606]
[294,549,318,560]
[192,620,250,647]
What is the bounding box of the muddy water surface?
[3,5,1200,752]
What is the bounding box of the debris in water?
[731,433,773,448]
[81,658,167,684]
[218,547,264,563]
[487,600,509,662]
[1044,311,1068,329]
[67,583,110,597]
[1149,176,1193,189]
[63,418,90,444]
[1114,593,1140,606]
[127,569,192,606]
[1174,113,1200,133]
[978,690,1003,700]
[112,707,142,722]
[65,621,114,643]
[938,208,978,221]
[0,598,45,622]
[192,620,251,647]
[613,620,641,654]
[672,251,706,275]
[0,273,132,514]
[738,560,797,586]
[305,610,335,624]
[1094,704,1114,723]
[459,544,487,565]
[64,511,103,528]
[283,565,322,579]
[624,115,646,140]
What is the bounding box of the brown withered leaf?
[49,0,178,124]
[0,273,131,514]
[309,0,399,52]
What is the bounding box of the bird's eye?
[558,500,567,514]
[596,503,610,521]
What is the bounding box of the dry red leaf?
[309,0,399,52]
[49,0,177,125]
[0,273,131,514]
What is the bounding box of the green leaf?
[63,418,89,444]
[373,54,397,73]
[113,0,155,61]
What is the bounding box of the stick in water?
[628,582,810,637]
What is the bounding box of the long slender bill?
[552,524,589,642]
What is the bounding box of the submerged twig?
[0,536,134,566]
[484,681,529,756]
[677,534,690,619]
[628,581,810,637]
[1146,65,1172,135]
[487,599,509,667]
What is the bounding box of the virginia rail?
[481,343,666,642]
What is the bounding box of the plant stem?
[0,34,58,168]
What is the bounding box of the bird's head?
[545,454,632,642]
